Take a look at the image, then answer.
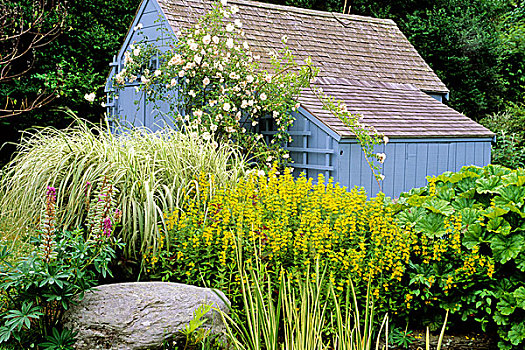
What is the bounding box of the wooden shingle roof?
[158,0,447,93]
[155,0,494,138]
[300,78,494,138]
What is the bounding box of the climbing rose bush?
[113,0,385,175]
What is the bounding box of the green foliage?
[0,184,122,348]
[393,164,525,349]
[0,228,121,347]
[481,103,525,169]
[0,119,247,257]
[0,0,139,167]
[39,328,77,350]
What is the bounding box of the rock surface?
[63,282,230,350]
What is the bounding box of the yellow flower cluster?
[153,168,415,295]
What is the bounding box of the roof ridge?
[228,0,396,25]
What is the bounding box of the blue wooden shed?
[105,0,495,197]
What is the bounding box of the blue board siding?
[107,0,175,131]
[336,137,492,197]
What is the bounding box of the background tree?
[0,0,66,118]
[0,0,139,166]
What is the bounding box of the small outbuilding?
[105,0,495,197]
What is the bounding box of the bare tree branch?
[0,0,67,118]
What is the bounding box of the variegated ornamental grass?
[0,120,247,256]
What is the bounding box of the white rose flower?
[210,124,218,132]
[133,47,141,56]
[188,90,196,97]
[194,55,202,64]
[376,153,387,164]
[383,136,390,145]
[246,75,254,83]
[252,120,258,126]
[281,35,288,44]
[202,132,211,141]
[221,0,227,5]
[223,102,231,111]
[231,5,239,14]
[203,77,210,86]
[212,36,219,44]
[378,174,386,181]
[283,153,290,159]
[134,23,143,31]
[188,39,198,51]
[84,92,96,102]
[168,54,183,66]
[170,78,177,87]
[234,19,242,28]
[202,35,211,45]
[178,70,185,77]
[226,38,234,49]
[140,76,150,84]
[226,23,235,32]
[259,93,267,101]
[243,41,249,50]
[154,70,162,76]
[193,109,203,118]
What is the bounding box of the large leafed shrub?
[392,164,525,349]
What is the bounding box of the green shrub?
[0,119,247,256]
[392,164,525,349]
[0,185,123,349]
[480,103,525,169]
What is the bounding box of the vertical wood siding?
[337,138,492,198]
[108,0,176,131]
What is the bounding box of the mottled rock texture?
[63,282,229,350]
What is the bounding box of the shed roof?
[299,77,494,138]
[153,0,493,138]
[158,0,448,93]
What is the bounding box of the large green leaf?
[436,187,455,201]
[490,234,524,264]
[396,207,427,228]
[508,322,525,346]
[502,170,525,187]
[415,212,446,238]
[436,171,466,184]
[486,217,512,236]
[463,224,484,249]
[497,295,516,316]
[457,177,479,195]
[495,186,525,208]
[484,164,512,177]
[476,176,503,194]
[422,197,455,216]
[459,208,481,228]
[452,197,475,210]
[513,287,525,309]
[483,206,510,219]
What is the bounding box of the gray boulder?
[63,282,230,350]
